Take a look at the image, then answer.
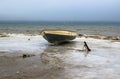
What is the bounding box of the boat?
[41,29,77,44]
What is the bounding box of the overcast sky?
[0,0,120,21]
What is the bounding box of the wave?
[0,33,40,37]
[79,34,120,40]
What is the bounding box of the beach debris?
[78,34,84,37]
[22,54,35,58]
[83,41,91,52]
[28,38,30,41]
[83,41,91,57]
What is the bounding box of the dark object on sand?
[83,41,91,52]
[78,34,83,37]
[41,29,77,44]
[28,38,30,41]
[83,41,91,57]
[22,54,35,58]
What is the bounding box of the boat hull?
[43,33,76,44]
[41,30,77,44]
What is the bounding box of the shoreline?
[0,32,120,42]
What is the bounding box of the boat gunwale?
[40,29,78,36]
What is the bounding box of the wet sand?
[0,36,120,79]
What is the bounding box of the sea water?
[0,21,120,36]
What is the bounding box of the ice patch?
[0,36,48,55]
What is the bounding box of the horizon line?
[0,20,120,23]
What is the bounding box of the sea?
[0,21,120,36]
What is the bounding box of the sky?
[0,0,120,21]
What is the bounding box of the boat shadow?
[49,41,77,46]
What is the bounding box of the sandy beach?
[0,35,120,79]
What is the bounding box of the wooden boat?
[41,29,77,44]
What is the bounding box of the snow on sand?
[0,35,120,79]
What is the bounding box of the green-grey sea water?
[0,21,120,36]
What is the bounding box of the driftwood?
[83,41,91,52]
[83,41,91,57]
